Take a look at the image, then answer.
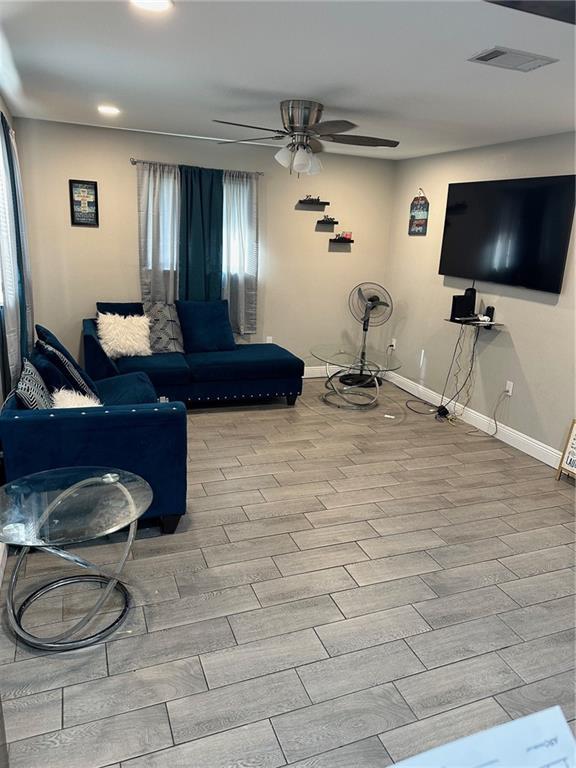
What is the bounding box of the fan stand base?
[339,373,384,388]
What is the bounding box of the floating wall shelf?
[316,219,339,226]
[330,238,354,244]
[444,319,503,330]
[297,198,330,206]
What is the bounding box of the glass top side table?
[311,344,402,373]
[0,467,152,651]
[311,343,402,410]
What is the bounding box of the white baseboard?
[304,365,329,379]
[386,371,561,468]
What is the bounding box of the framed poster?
[557,418,576,480]
[69,180,99,227]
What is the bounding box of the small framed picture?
[557,418,576,480]
[69,180,99,227]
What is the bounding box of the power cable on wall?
[465,389,509,438]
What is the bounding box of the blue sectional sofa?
[0,335,188,534]
[83,318,305,406]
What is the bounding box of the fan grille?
[349,282,393,326]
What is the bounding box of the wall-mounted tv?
[439,175,575,294]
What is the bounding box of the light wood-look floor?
[1,379,575,768]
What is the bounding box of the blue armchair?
[0,395,188,534]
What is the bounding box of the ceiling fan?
[214,99,399,175]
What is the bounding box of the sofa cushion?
[52,389,101,408]
[35,324,98,395]
[185,344,305,382]
[145,302,184,354]
[15,359,53,410]
[31,348,69,391]
[97,313,152,360]
[36,340,97,397]
[176,300,236,353]
[96,302,144,316]
[115,353,192,387]
[95,372,158,405]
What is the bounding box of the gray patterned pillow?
[145,302,184,354]
[16,359,53,409]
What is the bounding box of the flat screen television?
[438,175,575,294]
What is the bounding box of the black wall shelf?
[330,238,354,244]
[316,220,339,226]
[444,319,503,330]
[297,199,330,207]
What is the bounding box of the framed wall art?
[69,180,99,227]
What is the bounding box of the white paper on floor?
[394,706,575,768]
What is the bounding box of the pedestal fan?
[340,282,393,387]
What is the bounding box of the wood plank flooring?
[1,379,574,767]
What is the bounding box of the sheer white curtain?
[137,161,180,304]
[0,117,33,391]
[222,170,259,335]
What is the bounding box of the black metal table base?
[6,519,136,652]
[11,572,130,651]
[339,372,384,388]
[322,367,380,410]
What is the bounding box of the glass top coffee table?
[0,467,152,651]
[311,343,402,410]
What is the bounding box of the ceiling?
[0,0,574,160]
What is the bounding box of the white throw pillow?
[97,312,152,360]
[52,388,101,408]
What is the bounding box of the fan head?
[214,98,399,158]
[280,99,324,133]
[349,282,393,326]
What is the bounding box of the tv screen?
[439,175,575,294]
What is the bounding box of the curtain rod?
[129,157,263,175]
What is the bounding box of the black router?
[450,287,476,321]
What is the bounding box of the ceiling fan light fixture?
[293,145,311,174]
[307,152,322,175]
[274,145,293,168]
[214,98,398,175]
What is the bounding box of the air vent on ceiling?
[469,46,558,71]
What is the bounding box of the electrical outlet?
[266,336,273,343]
[505,380,514,396]
[390,338,397,350]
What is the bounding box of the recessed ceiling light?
[130,0,173,12]
[98,104,121,116]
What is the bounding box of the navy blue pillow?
[31,347,68,391]
[96,302,144,316]
[35,325,98,395]
[176,300,236,353]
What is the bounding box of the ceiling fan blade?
[213,119,287,134]
[217,134,285,145]
[325,134,400,148]
[311,119,357,135]
[307,137,324,153]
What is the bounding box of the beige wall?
[13,118,576,450]
[386,132,575,450]
[14,118,395,361]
